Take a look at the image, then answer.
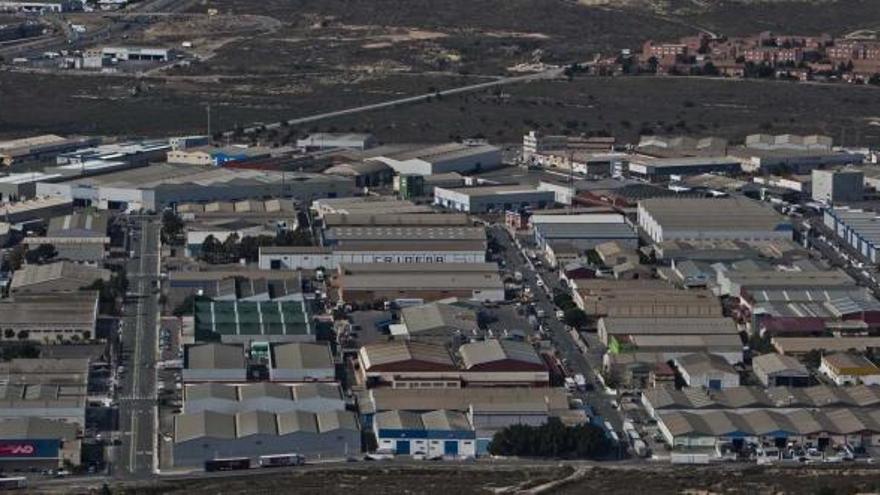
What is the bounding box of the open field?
[5,69,878,147]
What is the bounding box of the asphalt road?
[487,225,625,435]
[116,217,160,479]
[225,68,564,137]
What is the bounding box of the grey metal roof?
[186,344,245,370]
[534,222,636,240]
[316,410,359,432]
[236,410,278,437]
[276,410,318,434]
[400,302,479,334]
[374,410,422,430]
[458,339,543,369]
[271,343,333,370]
[675,353,738,376]
[0,417,77,440]
[752,353,809,377]
[10,261,110,291]
[420,409,471,431]
[175,410,237,442]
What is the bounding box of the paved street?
[487,225,624,434]
[115,217,161,479]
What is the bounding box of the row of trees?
[200,230,313,265]
[552,290,589,329]
[488,418,611,459]
[82,266,129,316]
[3,243,57,271]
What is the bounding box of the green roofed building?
[195,299,314,344]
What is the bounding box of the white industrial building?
[259,242,486,270]
[373,410,476,458]
[296,133,377,151]
[823,207,880,264]
[674,353,741,390]
[99,46,170,62]
[638,197,793,244]
[434,185,554,213]
[368,143,502,176]
[531,213,638,251]
[0,0,78,12]
[812,169,864,204]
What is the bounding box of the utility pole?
[568,150,575,214]
[206,104,211,140]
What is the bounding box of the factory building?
[10,261,110,294]
[334,263,504,304]
[24,211,109,262]
[193,299,313,344]
[751,353,811,387]
[434,185,555,213]
[674,353,741,390]
[296,133,377,152]
[597,317,739,347]
[638,197,793,244]
[0,418,80,471]
[259,241,487,271]
[0,292,98,343]
[183,382,345,414]
[36,163,357,212]
[0,358,90,427]
[531,213,638,252]
[0,197,73,225]
[823,207,880,263]
[322,225,485,247]
[312,197,433,218]
[357,339,548,389]
[173,409,359,467]
[627,156,743,182]
[368,143,501,176]
[374,410,476,458]
[812,169,864,204]
[656,407,880,453]
[819,353,880,386]
[0,135,98,167]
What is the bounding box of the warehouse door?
[708,379,722,390]
[397,440,411,455]
[444,441,458,456]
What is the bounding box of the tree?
[3,329,13,339]
[160,210,185,245]
[16,330,29,341]
[803,349,822,369]
[563,308,588,329]
[200,235,224,264]
[173,294,197,317]
[24,244,57,264]
[488,418,610,459]
[4,245,25,271]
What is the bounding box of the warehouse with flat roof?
[638,197,793,244]
[823,207,880,264]
[627,156,742,182]
[259,240,487,270]
[434,185,554,213]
